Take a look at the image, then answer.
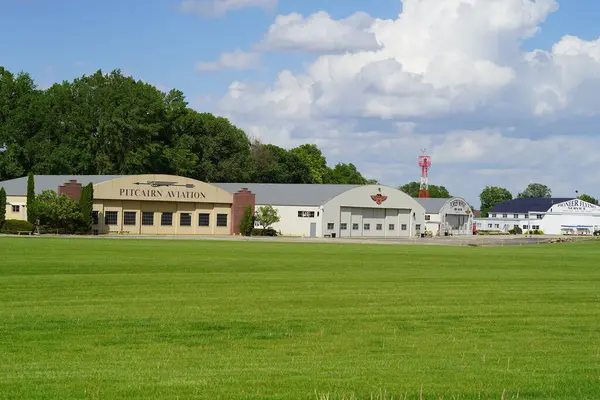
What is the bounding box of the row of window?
[490,213,543,219]
[99,211,228,227]
[327,223,421,231]
[483,223,541,230]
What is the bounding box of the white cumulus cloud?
[256,11,381,54]
[212,0,600,204]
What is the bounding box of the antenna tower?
[418,149,432,198]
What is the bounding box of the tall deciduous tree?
[35,190,84,233]
[255,205,280,230]
[240,204,254,236]
[577,194,598,205]
[26,172,36,224]
[517,183,552,199]
[79,183,94,233]
[0,187,6,228]
[479,186,513,217]
[399,182,451,198]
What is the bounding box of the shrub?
[508,226,523,235]
[251,228,278,236]
[1,219,34,234]
[525,229,544,235]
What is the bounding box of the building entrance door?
[309,223,316,238]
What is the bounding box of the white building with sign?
[415,197,474,236]
[215,183,427,238]
[473,198,600,235]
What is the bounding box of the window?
[105,211,118,225]
[523,225,529,229]
[425,215,431,221]
[401,224,407,231]
[198,213,210,227]
[340,223,347,230]
[11,205,20,213]
[92,211,99,225]
[142,212,154,226]
[161,212,173,226]
[524,214,529,219]
[376,224,383,231]
[488,224,493,228]
[297,211,315,218]
[494,224,500,228]
[513,214,519,219]
[532,225,540,230]
[180,213,192,227]
[124,212,137,226]
[327,223,335,230]
[364,223,371,231]
[389,224,395,231]
[537,214,543,220]
[491,214,496,218]
[502,214,508,218]
[217,213,228,227]
[352,223,359,230]
[416,224,421,231]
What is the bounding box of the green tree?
[79,183,94,233]
[577,194,598,205]
[255,205,280,230]
[324,163,372,185]
[290,144,328,184]
[26,172,36,224]
[35,190,84,233]
[399,182,451,198]
[239,204,254,236]
[0,187,6,228]
[479,186,513,218]
[517,183,552,199]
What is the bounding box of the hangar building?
[1,175,427,238]
[415,197,474,236]
[215,183,427,238]
[473,198,600,235]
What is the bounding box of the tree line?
[0,67,375,185]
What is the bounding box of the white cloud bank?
[214,0,600,204]
[180,0,277,17]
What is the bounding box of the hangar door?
[339,207,411,237]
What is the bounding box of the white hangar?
[415,197,474,236]
[214,183,427,238]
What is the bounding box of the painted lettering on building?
[555,199,600,213]
[448,199,470,214]
[119,188,206,200]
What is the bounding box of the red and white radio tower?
[418,149,432,198]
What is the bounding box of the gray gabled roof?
[213,183,361,206]
[0,175,123,196]
[0,175,364,206]
[414,198,452,213]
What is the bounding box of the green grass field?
[1,237,599,399]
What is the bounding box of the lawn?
[0,237,599,399]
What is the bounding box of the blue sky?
[1,0,600,205]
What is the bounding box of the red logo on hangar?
[370,194,388,205]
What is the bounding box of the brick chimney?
[58,180,83,201]
[231,188,256,234]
